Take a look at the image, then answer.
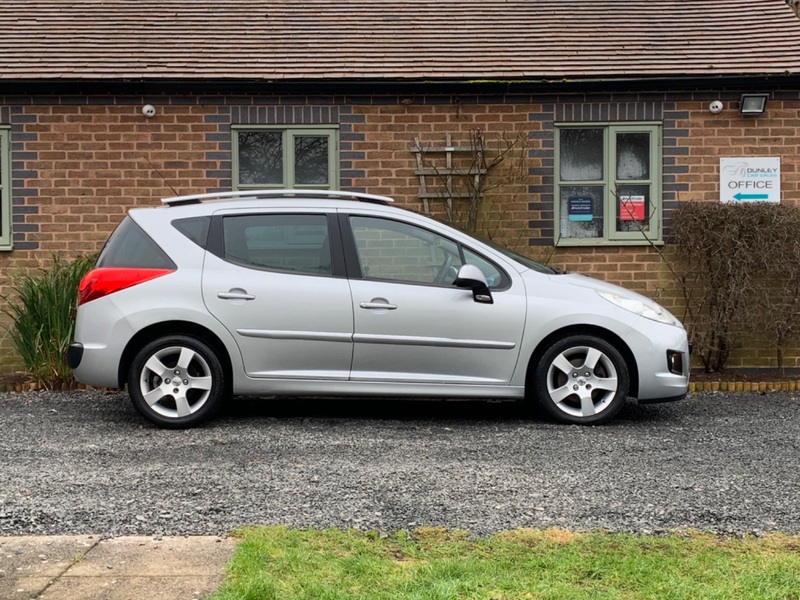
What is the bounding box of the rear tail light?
[78,267,174,305]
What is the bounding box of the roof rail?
[161,189,395,207]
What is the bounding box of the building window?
[232,126,339,191]
[0,127,10,250]
[554,123,662,245]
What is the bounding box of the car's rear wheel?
[534,335,629,425]
[128,335,225,429]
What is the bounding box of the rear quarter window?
[95,216,176,269]
[172,216,210,248]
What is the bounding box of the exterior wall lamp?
[739,93,768,115]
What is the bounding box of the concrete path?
[0,535,236,600]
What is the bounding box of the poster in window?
[619,195,645,221]
[568,197,594,222]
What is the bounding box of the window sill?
[555,239,664,248]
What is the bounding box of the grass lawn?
[207,526,800,600]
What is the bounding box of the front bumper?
[624,319,690,403]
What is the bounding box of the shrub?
[671,202,800,373]
[1,254,95,389]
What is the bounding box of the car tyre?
[534,335,629,425]
[128,335,226,429]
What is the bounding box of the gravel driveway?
[1,390,798,537]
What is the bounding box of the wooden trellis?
[411,134,487,216]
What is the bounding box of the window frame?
[0,126,11,250]
[554,122,662,246]
[232,125,339,191]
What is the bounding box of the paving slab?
[1,536,99,599]
[0,536,235,600]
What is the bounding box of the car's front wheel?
[128,335,226,429]
[533,335,629,425]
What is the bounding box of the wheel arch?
[525,325,639,398]
[118,321,234,392]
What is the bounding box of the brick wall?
[1,87,799,370]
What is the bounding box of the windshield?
[393,205,562,275]
[480,239,559,274]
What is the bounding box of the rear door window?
[221,214,332,275]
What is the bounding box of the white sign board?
[720,157,780,203]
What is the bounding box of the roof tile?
[1,0,799,81]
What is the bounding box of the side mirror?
[453,264,494,304]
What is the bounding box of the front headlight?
[597,291,679,326]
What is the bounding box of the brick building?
[1,0,800,371]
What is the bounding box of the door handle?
[360,301,397,310]
[218,291,256,301]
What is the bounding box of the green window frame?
[232,126,339,191]
[0,127,10,250]
[554,122,662,246]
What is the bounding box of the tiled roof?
[2,0,800,81]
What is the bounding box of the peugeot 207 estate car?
[67,189,689,428]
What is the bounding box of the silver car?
[67,189,689,428]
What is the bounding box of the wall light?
[739,93,768,115]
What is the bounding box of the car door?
[202,211,353,379]
[344,214,527,385]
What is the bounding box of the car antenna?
[140,153,180,196]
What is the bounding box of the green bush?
[1,254,95,388]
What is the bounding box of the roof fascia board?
[2,75,798,96]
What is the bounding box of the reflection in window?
[223,214,332,275]
[295,136,329,185]
[350,216,463,285]
[463,248,504,288]
[238,131,283,185]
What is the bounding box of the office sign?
[720,157,780,203]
